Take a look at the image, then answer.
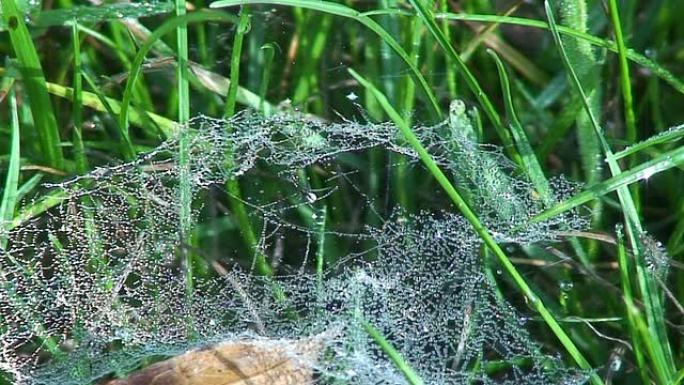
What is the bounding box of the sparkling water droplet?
[559,280,574,292]
[610,356,623,372]
[346,92,359,101]
[306,192,317,203]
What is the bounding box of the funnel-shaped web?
[0,111,590,384]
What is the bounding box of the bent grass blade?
[349,67,603,385]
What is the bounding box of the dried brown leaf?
[103,336,324,385]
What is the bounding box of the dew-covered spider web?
[0,109,592,384]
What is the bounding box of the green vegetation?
[1,0,684,384]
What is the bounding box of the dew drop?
[559,280,574,292]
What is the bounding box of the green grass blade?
[15,174,43,204]
[1,0,64,170]
[222,5,272,277]
[0,90,21,249]
[119,11,237,159]
[258,43,275,114]
[29,2,173,27]
[545,2,675,381]
[608,0,637,149]
[43,78,177,136]
[435,12,684,96]
[613,123,684,159]
[224,7,249,117]
[616,227,651,385]
[174,0,194,304]
[406,0,520,165]
[210,0,442,118]
[349,67,603,385]
[361,318,425,385]
[607,0,641,219]
[530,144,684,223]
[315,205,327,289]
[71,22,88,175]
[488,49,551,204]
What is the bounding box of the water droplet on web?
[0,113,592,385]
[610,356,623,372]
[346,92,359,101]
[559,280,574,292]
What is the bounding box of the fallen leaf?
[103,335,324,385]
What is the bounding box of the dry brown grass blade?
[103,336,325,385]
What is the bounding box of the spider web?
[0,110,590,384]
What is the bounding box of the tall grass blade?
[607,0,641,216]
[210,0,442,118]
[613,123,684,159]
[349,67,603,385]
[223,6,272,276]
[361,318,425,385]
[435,12,684,96]
[545,2,675,382]
[71,22,88,174]
[406,0,520,164]
[488,50,551,204]
[119,11,237,159]
[174,0,194,304]
[1,0,64,169]
[0,90,21,249]
[530,144,684,223]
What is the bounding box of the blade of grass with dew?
[545,2,675,381]
[1,0,64,170]
[489,48,592,267]
[360,318,425,385]
[608,0,640,211]
[119,11,238,159]
[223,6,272,276]
[0,93,62,359]
[558,0,603,183]
[29,2,174,27]
[258,43,275,114]
[529,144,684,223]
[348,67,603,385]
[488,50,551,204]
[556,0,604,265]
[174,0,195,303]
[0,90,21,249]
[439,0,456,97]
[434,12,684,96]
[292,13,332,113]
[210,0,442,118]
[42,77,177,136]
[613,123,684,159]
[616,226,650,384]
[405,0,521,166]
[71,22,88,175]
[315,205,327,290]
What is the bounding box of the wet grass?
[1,0,684,384]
